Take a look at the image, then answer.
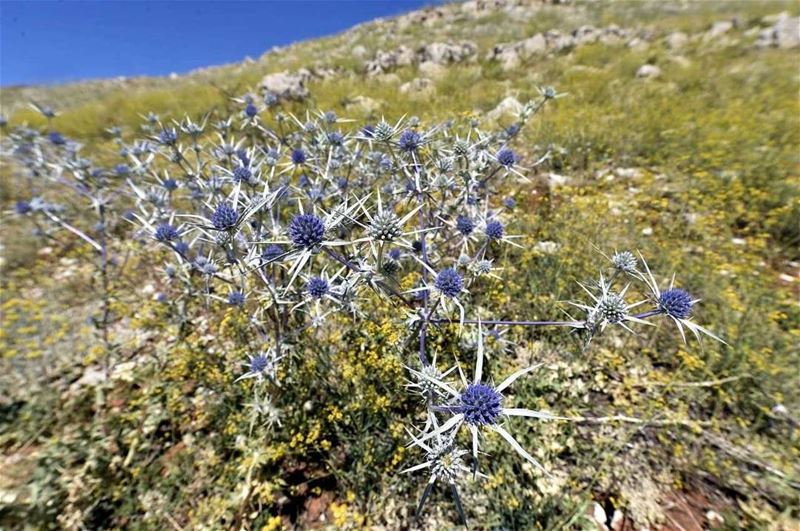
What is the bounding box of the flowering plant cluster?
[1,90,725,525]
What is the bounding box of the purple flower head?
[158,128,177,146]
[658,288,693,319]
[361,124,375,138]
[262,244,284,262]
[233,165,252,183]
[244,103,258,118]
[435,268,463,298]
[114,163,130,176]
[458,383,503,426]
[387,248,402,261]
[228,291,246,306]
[162,178,178,191]
[174,241,190,256]
[307,277,329,299]
[496,148,518,167]
[291,148,306,165]
[155,223,179,242]
[288,214,325,248]
[327,131,344,146]
[249,353,269,373]
[15,201,32,215]
[48,131,66,145]
[456,215,474,236]
[211,203,239,231]
[398,129,421,152]
[503,197,516,209]
[236,149,251,166]
[484,219,504,240]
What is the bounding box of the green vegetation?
[1,1,798,529]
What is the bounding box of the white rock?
[352,45,367,59]
[260,70,310,100]
[636,64,661,78]
[774,16,800,48]
[706,510,724,526]
[610,510,625,531]
[547,173,570,188]
[641,227,654,236]
[487,96,522,121]
[418,61,446,78]
[665,31,688,49]
[591,502,609,530]
[534,241,560,254]
[345,96,382,114]
[399,78,434,96]
[705,20,733,40]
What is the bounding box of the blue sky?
[0,1,436,86]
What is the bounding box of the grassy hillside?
[1,1,798,529]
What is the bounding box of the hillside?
[1,1,799,529]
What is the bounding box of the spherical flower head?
[323,111,337,123]
[162,178,178,191]
[236,149,251,165]
[496,148,517,167]
[484,219,504,240]
[233,165,252,183]
[505,123,521,136]
[288,214,325,248]
[291,148,306,165]
[459,383,503,426]
[382,260,400,276]
[228,291,246,306]
[387,248,402,261]
[611,251,637,273]
[159,128,177,146]
[435,268,463,298]
[114,163,130,176]
[250,353,270,373]
[373,121,394,142]
[264,92,279,107]
[48,131,66,145]
[368,210,402,241]
[453,139,470,156]
[336,177,349,190]
[503,197,516,209]
[211,203,239,231]
[597,293,627,324]
[474,259,493,275]
[307,277,329,299]
[327,131,344,146]
[174,241,190,256]
[15,200,32,215]
[155,223,178,242]
[262,244,284,262]
[659,288,693,319]
[361,124,375,138]
[398,129,421,152]
[244,103,258,118]
[456,215,474,236]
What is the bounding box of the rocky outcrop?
[756,13,800,48]
[364,41,477,75]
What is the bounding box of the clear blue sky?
[0,1,437,86]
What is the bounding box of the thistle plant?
[0,85,726,527]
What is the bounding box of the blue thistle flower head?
[48,131,66,145]
[122,210,136,222]
[250,353,269,373]
[327,131,344,146]
[466,195,478,206]
[435,268,463,298]
[233,165,252,183]
[114,163,130,176]
[15,200,32,215]
[485,219,504,240]
[458,383,503,426]
[211,203,239,231]
[289,214,325,248]
[244,103,258,118]
[158,128,177,146]
[497,148,517,167]
[323,111,337,123]
[307,277,329,299]
[456,215,474,236]
[398,129,421,152]
[236,149,251,165]
[155,223,178,242]
[336,177,349,190]
[264,92,279,107]
[658,288,693,319]
[162,178,178,191]
[228,291,246,306]
[362,124,375,138]
[174,240,190,256]
[503,197,517,209]
[387,248,402,261]
[505,123,521,137]
[291,148,306,165]
[262,244,284,262]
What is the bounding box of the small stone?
[399,78,435,96]
[641,227,654,236]
[487,96,522,121]
[636,64,661,79]
[706,510,724,527]
[705,20,733,41]
[665,31,688,49]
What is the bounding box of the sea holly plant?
[0,86,726,527]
